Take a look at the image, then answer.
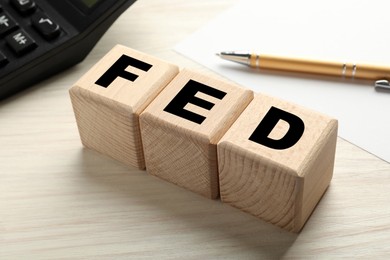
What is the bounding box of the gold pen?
[216,51,390,90]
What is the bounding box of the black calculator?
[0,0,136,100]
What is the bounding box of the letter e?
[164,79,226,124]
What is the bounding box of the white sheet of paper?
[175,0,390,163]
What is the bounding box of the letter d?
[249,106,305,150]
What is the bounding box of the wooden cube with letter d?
[217,93,338,232]
[69,45,179,169]
[140,69,253,199]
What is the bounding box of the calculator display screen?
[80,0,102,8]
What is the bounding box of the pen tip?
[215,53,221,57]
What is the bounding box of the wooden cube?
[69,45,179,169]
[217,93,338,232]
[140,69,253,199]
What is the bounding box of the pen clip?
[375,79,390,90]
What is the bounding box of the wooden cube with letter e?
[69,45,179,169]
[217,93,338,232]
[140,69,253,199]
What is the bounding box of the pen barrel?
[354,64,390,80]
[250,54,390,80]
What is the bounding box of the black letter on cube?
[249,106,305,150]
[95,54,153,88]
[164,79,227,124]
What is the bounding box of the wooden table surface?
[1,0,390,258]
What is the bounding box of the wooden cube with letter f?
[218,93,338,232]
[140,70,253,199]
[69,45,179,169]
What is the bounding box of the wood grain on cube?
[140,69,253,198]
[218,93,338,232]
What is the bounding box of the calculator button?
[0,13,18,36]
[32,12,60,40]
[10,0,37,15]
[0,52,8,67]
[5,29,37,55]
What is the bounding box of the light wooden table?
[1,0,390,259]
